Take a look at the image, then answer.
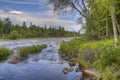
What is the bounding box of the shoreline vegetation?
[59,37,120,80]
[18,44,47,57]
[0,18,80,40]
[0,44,47,63]
[48,0,120,79]
[0,47,13,61]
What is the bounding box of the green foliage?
[0,18,80,39]
[59,38,82,55]
[0,47,13,61]
[94,47,120,70]
[59,38,90,67]
[77,39,114,51]
[18,44,47,57]
[76,55,90,67]
[101,67,119,80]
[8,30,21,39]
[59,38,114,58]
[59,38,120,79]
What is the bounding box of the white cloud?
[9,10,22,15]
[0,9,81,32]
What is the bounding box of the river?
[0,38,82,80]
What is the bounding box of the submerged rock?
[75,68,80,72]
[58,61,63,64]
[63,68,74,75]
[32,58,39,61]
[75,64,85,72]
[49,44,52,47]
[8,57,25,64]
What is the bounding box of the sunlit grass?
[59,38,120,79]
[59,38,114,55]
[18,44,47,57]
[0,47,13,61]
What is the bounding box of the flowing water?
[0,38,82,80]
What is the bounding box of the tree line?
[0,18,79,39]
[48,0,120,44]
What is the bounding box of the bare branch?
[71,2,87,18]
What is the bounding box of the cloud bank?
[0,9,81,32]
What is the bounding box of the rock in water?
[75,68,80,72]
[58,61,63,64]
[8,57,25,64]
[63,68,74,75]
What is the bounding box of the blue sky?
[0,0,81,31]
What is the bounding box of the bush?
[8,30,21,40]
[59,38,82,55]
[94,47,120,70]
[18,44,47,57]
[0,47,13,61]
[100,67,119,80]
[59,38,120,80]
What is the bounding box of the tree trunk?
[86,19,92,39]
[114,15,120,34]
[86,16,94,40]
[95,7,101,38]
[97,16,101,38]
[116,24,120,35]
[111,13,118,44]
[106,11,109,37]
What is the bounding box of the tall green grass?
[59,38,114,56]
[59,38,120,79]
[94,47,120,70]
[18,44,47,57]
[0,47,13,61]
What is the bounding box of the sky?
[0,0,82,32]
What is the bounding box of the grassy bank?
[59,38,120,79]
[0,47,13,61]
[18,44,47,57]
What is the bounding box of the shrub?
[59,38,82,55]
[59,38,120,80]
[0,47,13,61]
[18,44,47,57]
[101,67,119,80]
[93,47,120,70]
[8,30,21,40]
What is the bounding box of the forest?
[48,0,120,42]
[0,18,79,40]
[48,0,120,79]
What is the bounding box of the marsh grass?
[0,47,13,61]
[18,44,47,57]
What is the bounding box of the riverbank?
[59,37,120,79]
[0,38,82,80]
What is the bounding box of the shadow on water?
[0,38,82,80]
